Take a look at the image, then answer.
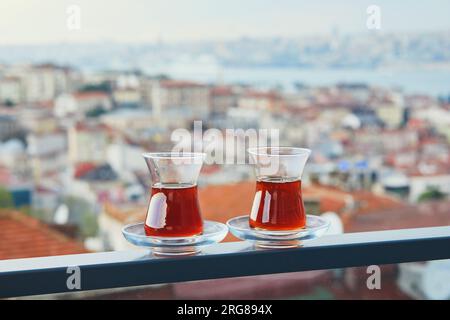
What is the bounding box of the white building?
[409,173,450,202]
[68,123,110,164]
[106,143,148,180]
[27,132,68,181]
[6,64,79,103]
[238,90,283,112]
[17,108,58,134]
[0,77,23,105]
[210,86,238,115]
[112,89,141,107]
[54,91,112,118]
[27,132,67,157]
[151,80,210,119]
[100,109,175,132]
[0,139,28,179]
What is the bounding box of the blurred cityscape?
[2,30,450,68]
[1,27,450,299]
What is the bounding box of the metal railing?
[1,225,450,298]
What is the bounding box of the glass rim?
[142,151,206,160]
[247,146,311,157]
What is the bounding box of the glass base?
[122,220,228,256]
[255,240,302,249]
[227,215,330,248]
[152,246,201,256]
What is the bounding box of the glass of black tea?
[143,152,205,237]
[247,147,311,231]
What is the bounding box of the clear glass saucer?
[122,220,228,256]
[227,215,330,249]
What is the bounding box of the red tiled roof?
[74,162,97,178]
[243,90,280,100]
[0,76,20,82]
[200,182,253,218]
[74,122,115,135]
[303,184,348,213]
[0,166,12,185]
[34,63,71,71]
[35,185,54,194]
[73,91,109,99]
[349,190,404,215]
[345,200,450,233]
[407,118,426,128]
[36,100,55,109]
[211,86,234,96]
[0,210,87,260]
[103,202,145,225]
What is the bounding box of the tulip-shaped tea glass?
[227,146,329,248]
[248,147,311,231]
[143,152,205,237]
[122,151,228,256]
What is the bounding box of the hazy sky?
[0,0,449,44]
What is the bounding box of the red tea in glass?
[143,152,205,237]
[145,183,203,237]
[249,179,306,230]
[248,147,311,231]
